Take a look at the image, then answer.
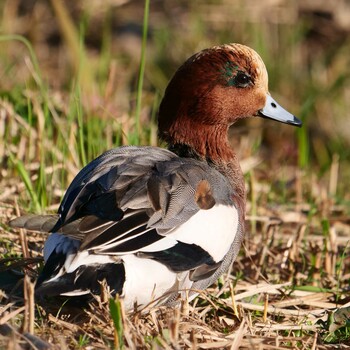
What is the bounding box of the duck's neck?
[164,123,246,206]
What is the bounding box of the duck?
[10,43,301,311]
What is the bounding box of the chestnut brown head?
[158,44,301,147]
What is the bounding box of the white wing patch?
[169,204,239,262]
[142,204,239,263]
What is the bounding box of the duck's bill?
[258,95,302,127]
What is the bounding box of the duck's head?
[158,43,301,156]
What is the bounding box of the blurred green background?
[0,0,350,210]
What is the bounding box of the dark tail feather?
[0,257,42,296]
[36,252,67,286]
[36,260,126,297]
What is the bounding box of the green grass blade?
[75,88,87,166]
[134,0,150,144]
[109,297,124,350]
[0,34,44,93]
[8,153,41,213]
[50,0,94,92]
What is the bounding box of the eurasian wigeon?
[10,43,301,311]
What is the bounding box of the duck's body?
[34,146,242,309]
[10,44,301,311]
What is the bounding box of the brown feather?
[195,180,216,210]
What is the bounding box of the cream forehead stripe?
[192,43,268,86]
[222,44,268,85]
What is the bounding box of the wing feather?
[12,146,237,277]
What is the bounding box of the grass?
[134,0,150,145]
[0,0,350,349]
[109,296,124,349]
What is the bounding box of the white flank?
[142,204,239,263]
[121,254,177,310]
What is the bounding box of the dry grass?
[1,155,349,348]
[0,0,350,349]
[1,195,349,349]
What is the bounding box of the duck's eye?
[233,72,251,88]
